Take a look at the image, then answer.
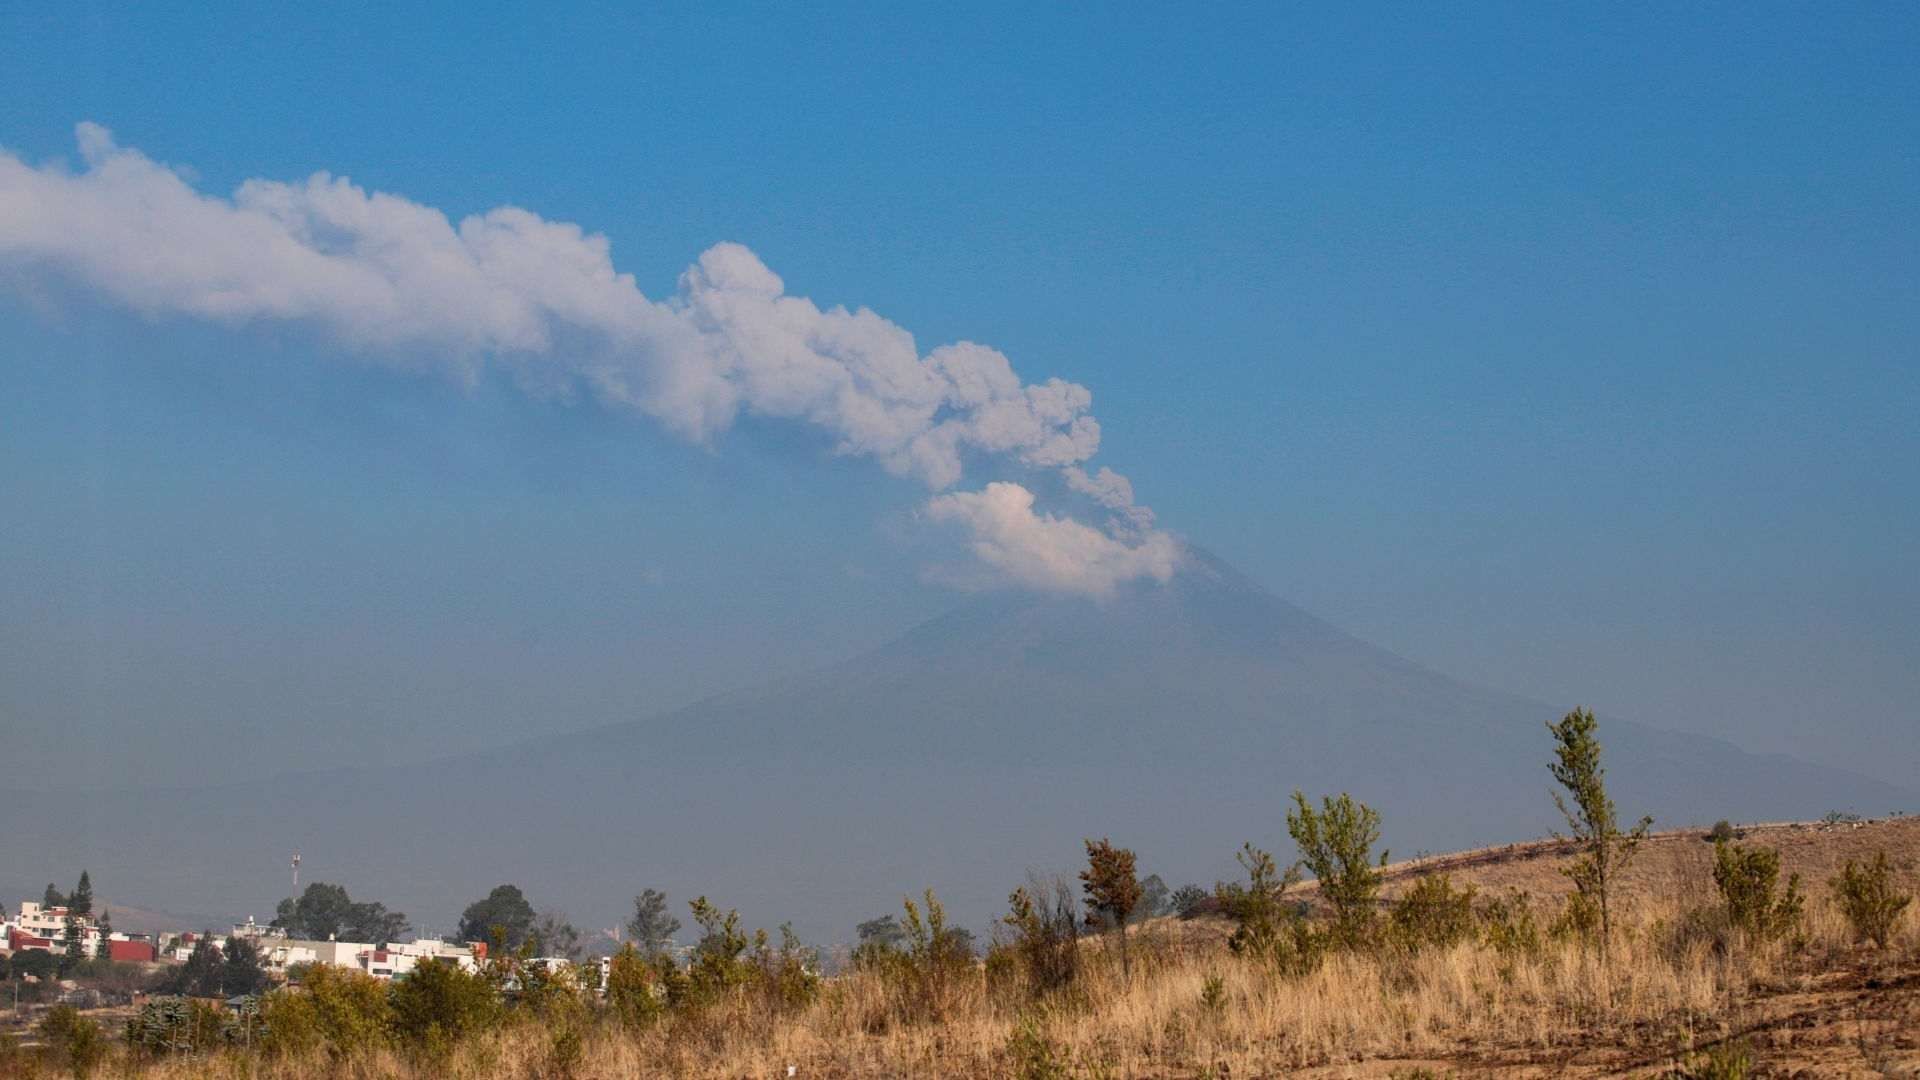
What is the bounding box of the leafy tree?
[1080,838,1143,979]
[1171,883,1209,917]
[1547,706,1651,963]
[857,914,906,949]
[222,935,270,996]
[530,911,584,961]
[343,901,408,946]
[628,888,681,961]
[273,882,355,939]
[11,949,56,982]
[1288,791,1386,947]
[1136,874,1172,921]
[457,884,537,949]
[851,913,908,970]
[1830,851,1912,949]
[171,935,224,997]
[42,882,64,907]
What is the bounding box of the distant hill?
[3,547,1911,941]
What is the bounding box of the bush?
[40,1005,108,1078]
[1288,791,1385,947]
[751,922,820,1013]
[1478,891,1543,960]
[389,958,499,1050]
[683,896,754,1006]
[1389,874,1477,953]
[1830,851,1912,949]
[604,944,663,1028]
[124,995,229,1055]
[1711,839,1804,943]
[262,964,392,1059]
[1708,820,1737,843]
[1219,843,1322,976]
[995,875,1080,999]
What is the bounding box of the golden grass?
[26,819,1918,1078]
[96,884,1919,1079]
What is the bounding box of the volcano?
[8,548,1909,939]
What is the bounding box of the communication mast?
[291,852,301,893]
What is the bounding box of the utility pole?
[291,852,300,894]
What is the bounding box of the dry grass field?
[15,818,1919,1079]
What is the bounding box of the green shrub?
[262,964,392,1059]
[1711,839,1804,943]
[683,896,754,1006]
[39,1005,108,1079]
[1708,820,1737,843]
[1389,874,1477,953]
[1219,843,1321,976]
[124,995,228,1055]
[1830,851,1912,949]
[604,944,663,1028]
[1478,890,1543,960]
[751,922,820,1013]
[390,958,499,1049]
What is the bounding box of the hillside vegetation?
[11,718,1918,1079]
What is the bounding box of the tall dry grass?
[62,885,1919,1079]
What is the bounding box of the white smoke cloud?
[0,123,1173,595]
[925,482,1181,598]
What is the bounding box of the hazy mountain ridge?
[4,548,1910,939]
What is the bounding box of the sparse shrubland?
[14,713,1919,1078]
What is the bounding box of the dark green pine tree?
[62,871,94,969]
[95,909,114,962]
[42,883,64,908]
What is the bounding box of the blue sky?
[2,3,1916,787]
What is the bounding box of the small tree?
[1712,839,1804,943]
[1287,791,1386,947]
[1830,852,1912,949]
[1080,838,1143,979]
[222,935,270,996]
[1137,874,1172,921]
[43,883,64,908]
[1217,842,1316,973]
[684,896,752,1004]
[530,912,584,961]
[1547,706,1650,962]
[628,888,681,962]
[1171,883,1209,917]
[95,908,114,963]
[63,870,94,970]
[172,935,224,997]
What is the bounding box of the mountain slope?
[5,549,1909,940]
